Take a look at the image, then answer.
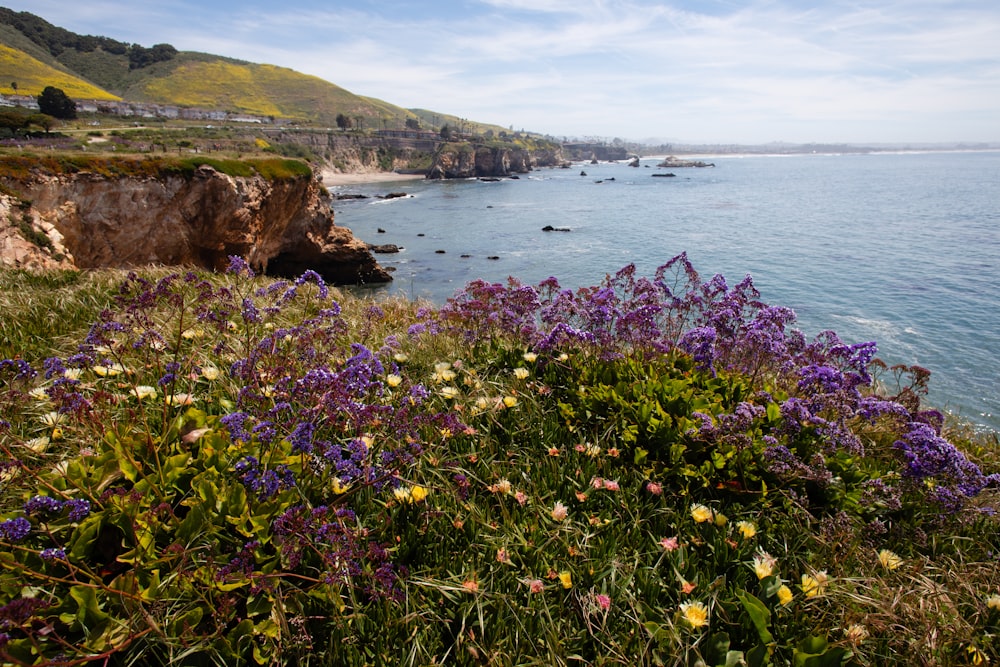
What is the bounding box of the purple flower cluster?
[235,456,296,501]
[215,540,260,581]
[0,517,31,543]
[22,496,91,522]
[894,422,999,498]
[271,505,401,600]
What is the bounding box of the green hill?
[0,43,119,99]
[123,56,421,127]
[0,7,508,134]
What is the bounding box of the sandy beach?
[320,168,425,186]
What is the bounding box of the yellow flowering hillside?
[129,60,393,125]
[0,45,120,100]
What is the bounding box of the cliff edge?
[426,142,564,179]
[0,156,390,285]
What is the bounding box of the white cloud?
[5,0,1000,142]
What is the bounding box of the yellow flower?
[132,385,157,400]
[165,393,195,406]
[386,373,403,387]
[433,362,456,382]
[440,386,460,399]
[502,395,518,408]
[488,478,512,494]
[410,485,429,503]
[28,387,49,402]
[714,512,728,527]
[63,368,82,381]
[522,352,538,363]
[331,477,350,494]
[844,624,868,645]
[393,487,412,503]
[986,594,1000,611]
[777,584,793,606]
[968,646,988,666]
[24,436,50,453]
[736,520,757,539]
[877,548,903,570]
[513,367,530,380]
[41,411,65,427]
[394,352,408,363]
[753,551,777,580]
[558,571,573,589]
[201,365,220,381]
[690,503,714,524]
[679,600,709,629]
[801,571,829,598]
[93,363,125,377]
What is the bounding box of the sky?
[6,0,1000,144]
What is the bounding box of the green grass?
[0,153,313,180]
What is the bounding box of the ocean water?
[332,151,1000,432]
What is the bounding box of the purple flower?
[64,499,91,522]
[0,517,31,543]
[216,540,260,581]
[24,496,63,516]
[40,548,66,560]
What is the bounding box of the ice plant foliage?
[0,255,997,665]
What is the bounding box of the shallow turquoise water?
[333,151,1000,431]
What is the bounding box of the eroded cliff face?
[0,163,390,285]
[426,144,564,179]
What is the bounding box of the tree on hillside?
[10,82,17,93]
[37,86,76,120]
[336,113,352,130]
[0,109,30,137]
[27,113,56,134]
[405,118,420,131]
[128,43,178,70]
[440,124,452,140]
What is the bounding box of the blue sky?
[7,0,1000,144]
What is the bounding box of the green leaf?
[736,589,773,645]
[747,643,770,667]
[168,607,205,636]
[68,584,109,629]
[634,447,649,465]
[175,502,208,544]
[68,515,104,560]
[793,636,853,667]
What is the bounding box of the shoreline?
[320,168,426,186]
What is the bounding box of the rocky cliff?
[426,142,564,179]
[0,157,390,285]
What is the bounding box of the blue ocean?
[332,151,1000,432]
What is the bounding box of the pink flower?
[646,481,663,496]
[528,579,545,593]
[592,477,605,489]
[659,536,680,551]
[551,501,569,521]
[603,479,620,492]
[514,490,528,506]
[595,594,611,610]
